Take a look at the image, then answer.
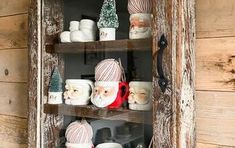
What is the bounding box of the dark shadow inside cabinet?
[57,0,153,147]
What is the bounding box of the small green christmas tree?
[97,0,119,29]
[49,67,62,92]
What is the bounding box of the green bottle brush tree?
[97,0,119,29]
[48,67,63,104]
[49,67,62,92]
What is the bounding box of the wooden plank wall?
[0,0,28,147]
[196,0,235,147]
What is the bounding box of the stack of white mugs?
[60,19,97,42]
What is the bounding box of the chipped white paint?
[153,0,196,147]
[178,0,196,146]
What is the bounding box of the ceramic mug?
[91,81,129,108]
[82,28,96,41]
[69,21,80,31]
[129,13,152,39]
[60,31,71,43]
[70,30,87,42]
[99,28,116,41]
[48,92,63,104]
[65,142,93,148]
[96,143,122,148]
[128,81,152,111]
[64,79,94,105]
[80,19,96,30]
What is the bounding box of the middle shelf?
[44,104,152,124]
[46,38,152,53]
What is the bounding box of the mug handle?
[87,81,94,99]
[119,82,129,101]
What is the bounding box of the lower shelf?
[44,104,152,124]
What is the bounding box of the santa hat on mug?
[95,58,126,81]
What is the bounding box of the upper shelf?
[44,104,152,124]
[46,38,152,53]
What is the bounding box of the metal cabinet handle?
[157,34,168,93]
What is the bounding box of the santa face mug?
[128,81,152,111]
[64,79,94,105]
[91,81,129,109]
[129,13,152,39]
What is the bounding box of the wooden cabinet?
[28,0,196,147]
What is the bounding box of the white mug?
[99,28,116,41]
[64,79,94,105]
[70,30,87,42]
[96,143,122,148]
[66,142,93,148]
[69,21,80,31]
[80,19,96,30]
[48,92,63,104]
[81,28,96,41]
[128,81,152,111]
[60,31,71,43]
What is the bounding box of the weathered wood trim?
[42,0,64,147]
[29,0,64,147]
[28,0,42,147]
[152,0,196,147]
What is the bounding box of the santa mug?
[129,13,152,39]
[128,81,152,111]
[91,81,129,109]
[64,79,94,105]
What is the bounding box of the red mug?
[91,81,129,109]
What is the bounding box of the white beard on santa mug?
[91,81,129,108]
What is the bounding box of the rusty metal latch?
[157,34,168,93]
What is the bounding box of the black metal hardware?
[157,35,168,93]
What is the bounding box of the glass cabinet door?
[28,0,196,147]
[42,0,154,147]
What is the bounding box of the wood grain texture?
[0,115,27,145]
[42,0,64,147]
[196,37,235,91]
[152,1,174,146]
[196,0,235,38]
[196,91,235,146]
[50,38,152,53]
[1,141,27,148]
[153,0,196,147]
[197,143,235,148]
[0,0,28,17]
[28,0,64,147]
[44,104,152,124]
[0,14,28,49]
[28,0,40,147]
[0,49,28,83]
[0,82,27,118]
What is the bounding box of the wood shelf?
[46,38,152,53]
[44,104,152,124]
